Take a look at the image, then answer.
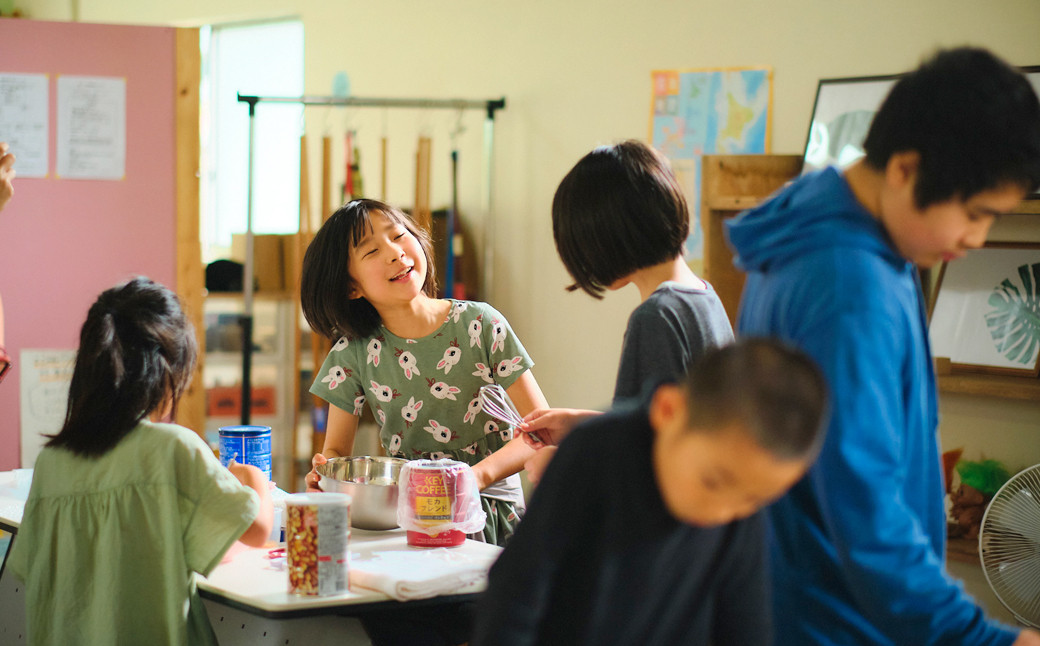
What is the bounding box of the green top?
[7,421,259,646]
[310,299,534,465]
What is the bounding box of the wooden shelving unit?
[700,154,803,328]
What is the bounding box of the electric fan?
[978,464,1040,628]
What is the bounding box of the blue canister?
[218,425,272,481]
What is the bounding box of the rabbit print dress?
[310,300,534,545]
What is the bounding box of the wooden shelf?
[700,154,803,328]
[946,537,980,565]
[938,372,1040,400]
[1011,197,1040,215]
[934,357,1040,401]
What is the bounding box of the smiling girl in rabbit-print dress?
[300,199,548,546]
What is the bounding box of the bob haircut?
[46,277,198,458]
[552,140,689,298]
[863,47,1040,208]
[682,338,829,462]
[301,199,437,340]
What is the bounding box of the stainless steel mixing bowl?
[316,456,408,530]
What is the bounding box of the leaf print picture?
[984,261,1040,366]
[929,244,1040,377]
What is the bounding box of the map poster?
[649,67,772,262]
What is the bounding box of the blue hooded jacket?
[725,167,1016,646]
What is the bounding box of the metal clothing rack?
[234,93,506,424]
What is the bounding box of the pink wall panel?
[0,19,178,469]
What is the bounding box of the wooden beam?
[173,27,205,437]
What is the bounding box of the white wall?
[22,0,1040,468]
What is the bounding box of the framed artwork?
[800,74,901,175]
[929,243,1040,377]
[801,66,1040,189]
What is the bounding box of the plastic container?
[398,459,485,547]
[284,492,352,596]
[218,425,272,481]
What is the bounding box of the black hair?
[552,139,689,298]
[46,277,198,458]
[300,198,437,340]
[863,47,1040,207]
[682,338,828,461]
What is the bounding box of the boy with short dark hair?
[473,339,828,646]
[726,46,1040,645]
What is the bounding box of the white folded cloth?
[350,548,498,601]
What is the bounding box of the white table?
[200,527,500,617]
[0,471,502,645]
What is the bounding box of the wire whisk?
[479,384,543,444]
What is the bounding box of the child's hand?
[519,408,600,447]
[305,453,327,492]
[523,446,558,486]
[226,458,257,485]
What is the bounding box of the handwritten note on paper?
[56,75,126,180]
[0,73,49,178]
[19,349,76,468]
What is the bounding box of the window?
[200,19,304,263]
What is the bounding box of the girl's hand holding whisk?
[520,408,601,448]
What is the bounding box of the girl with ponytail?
[8,276,273,646]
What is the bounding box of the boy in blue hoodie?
[726,47,1040,646]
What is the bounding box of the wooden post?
[414,136,432,232]
[173,27,205,437]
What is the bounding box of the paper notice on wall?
[56,75,126,180]
[0,73,49,178]
[19,349,75,468]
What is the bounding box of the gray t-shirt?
[613,281,734,403]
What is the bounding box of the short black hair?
[46,277,198,458]
[682,339,828,461]
[552,140,689,298]
[863,47,1040,207]
[300,199,437,340]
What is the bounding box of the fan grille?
[979,464,1040,628]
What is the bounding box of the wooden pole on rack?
[414,136,432,232]
[289,135,312,490]
[380,136,388,201]
[309,135,335,459]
